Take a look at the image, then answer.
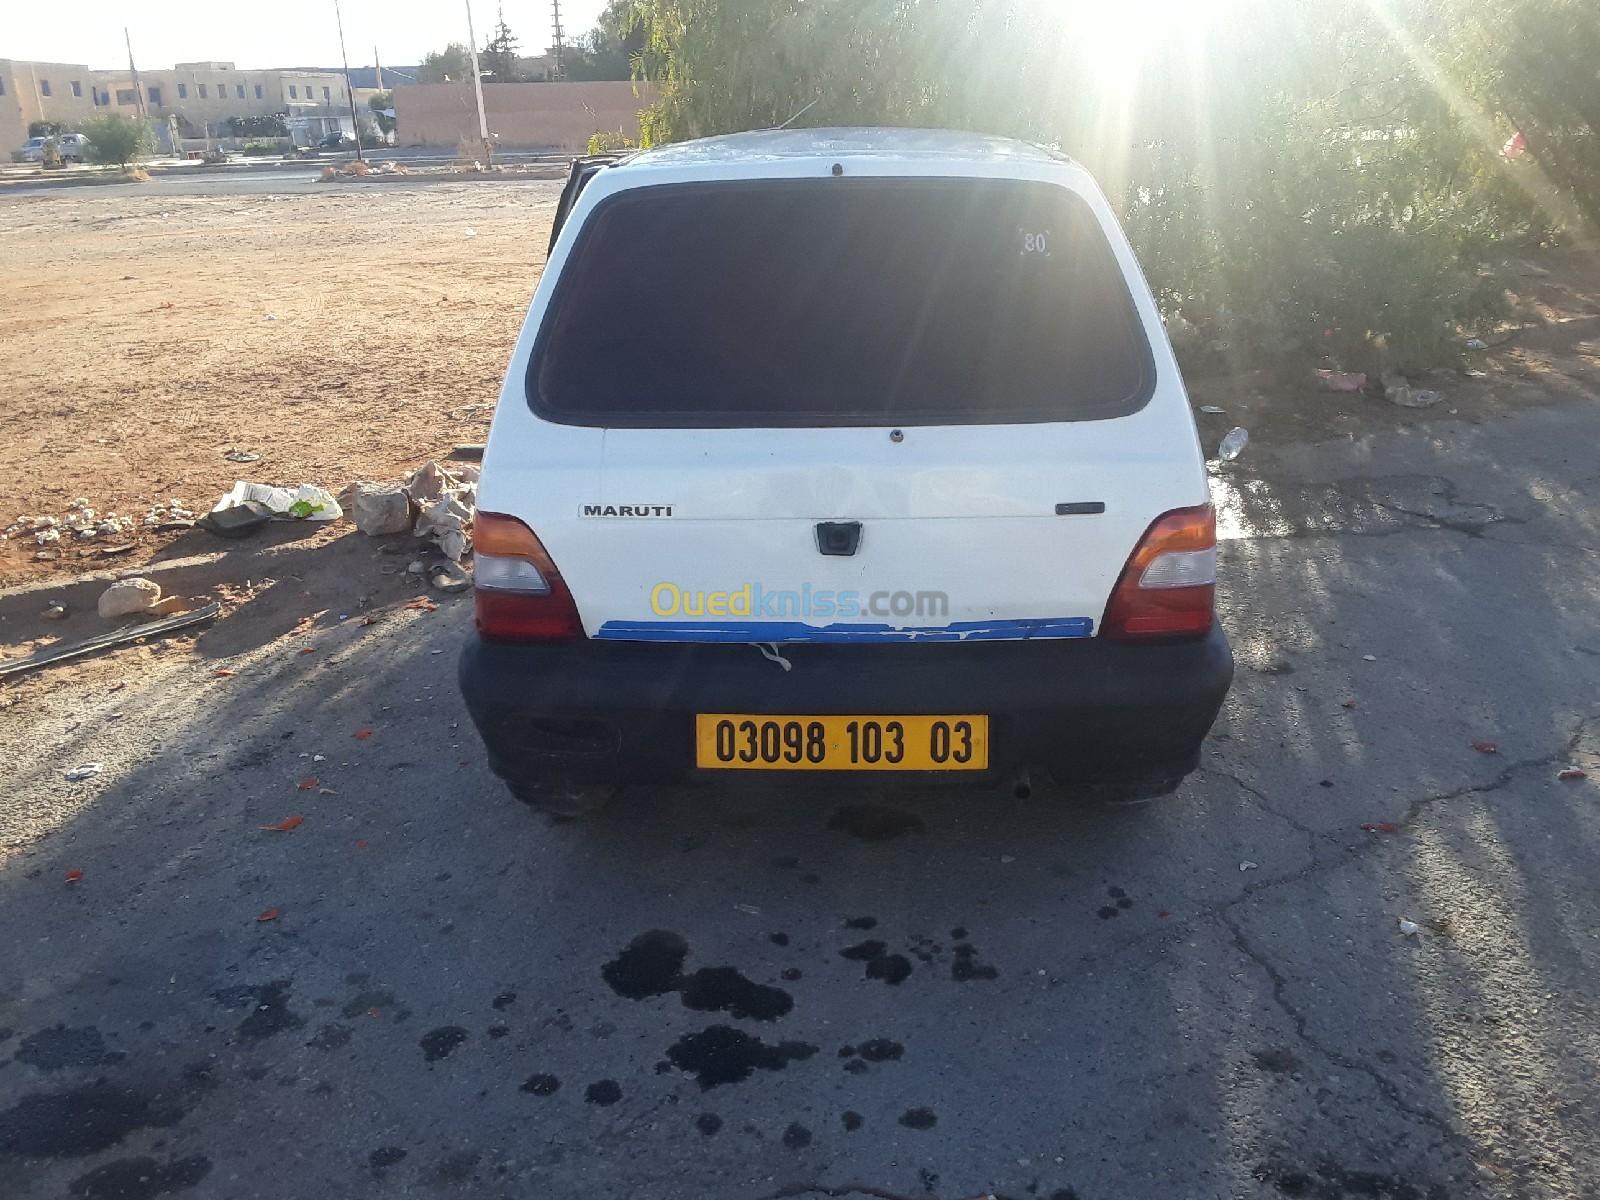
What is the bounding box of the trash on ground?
[43,601,68,620]
[345,481,412,536]
[297,777,319,790]
[65,868,84,883]
[1217,427,1249,462]
[98,577,162,619]
[64,763,104,781]
[428,561,470,593]
[1360,821,1400,833]
[1463,337,1488,351]
[1198,405,1225,415]
[1316,370,1367,392]
[1382,371,1444,408]
[1238,860,1259,872]
[450,443,486,460]
[1362,653,1378,662]
[407,560,426,575]
[1,600,222,680]
[1471,739,1499,754]
[256,908,281,922]
[1397,917,1421,937]
[223,449,261,463]
[209,481,342,523]
[1557,767,1587,781]
[1464,369,1489,379]
[259,815,304,832]
[406,461,479,560]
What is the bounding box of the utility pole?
[464,0,492,165]
[333,0,365,161]
[125,28,149,120]
[374,48,384,92]
[550,0,566,80]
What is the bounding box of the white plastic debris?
[211,481,342,522]
[64,763,104,781]
[1217,427,1249,461]
[1239,860,1259,872]
[1199,405,1226,414]
[1398,918,1421,937]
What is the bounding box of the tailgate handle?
[815,521,862,556]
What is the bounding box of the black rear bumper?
[459,627,1232,793]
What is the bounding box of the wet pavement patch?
[420,1026,469,1062]
[491,991,517,1010]
[368,1147,407,1170]
[951,943,999,982]
[843,916,878,930]
[679,967,793,1021]
[585,1080,622,1106]
[604,931,794,1021]
[899,1107,938,1130]
[211,981,304,1041]
[666,1026,818,1089]
[520,1074,560,1096]
[305,1024,352,1051]
[67,1154,211,1199]
[0,1084,184,1158]
[14,1025,124,1071]
[840,940,912,986]
[425,1150,479,1186]
[340,989,398,1020]
[1254,1160,1443,1199]
[827,804,925,842]
[842,1111,863,1131]
[768,932,790,946]
[695,1113,722,1136]
[1251,1048,1300,1074]
[782,1122,812,1149]
[856,1039,904,1062]
[602,930,689,999]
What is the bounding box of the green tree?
[481,13,525,82]
[28,120,65,138]
[419,42,473,84]
[367,91,396,135]
[81,113,156,167]
[608,0,1552,374]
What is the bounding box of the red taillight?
[1102,504,1217,640]
[473,512,585,642]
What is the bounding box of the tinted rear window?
[530,177,1153,427]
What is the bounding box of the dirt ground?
[1,179,1597,592]
[0,181,559,588]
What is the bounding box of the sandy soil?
[0,181,560,587]
[1,179,1596,592]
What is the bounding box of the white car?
[460,128,1232,815]
[16,132,87,163]
[56,132,90,162]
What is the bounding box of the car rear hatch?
[482,171,1210,643]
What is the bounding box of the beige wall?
[394,81,657,151]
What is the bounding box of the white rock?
[346,481,413,536]
[98,577,162,619]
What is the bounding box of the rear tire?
[505,778,615,817]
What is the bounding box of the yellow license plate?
[695,714,988,771]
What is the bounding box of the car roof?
[619,127,1067,171]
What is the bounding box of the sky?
[0,0,609,72]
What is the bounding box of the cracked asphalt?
[2,398,1598,1200]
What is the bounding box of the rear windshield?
[529,177,1153,427]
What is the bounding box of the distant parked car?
[17,136,50,163]
[56,133,89,163]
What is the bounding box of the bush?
[360,133,385,149]
[227,113,288,138]
[81,114,156,167]
[240,141,282,156]
[587,130,637,155]
[28,120,65,138]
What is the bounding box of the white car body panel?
[478,129,1208,643]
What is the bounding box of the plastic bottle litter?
[64,763,104,781]
[1217,427,1249,461]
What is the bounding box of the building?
[0,58,356,152]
